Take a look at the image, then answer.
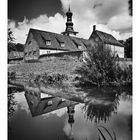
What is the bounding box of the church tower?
[62,5,78,36]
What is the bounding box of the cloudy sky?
[8,0,132,44]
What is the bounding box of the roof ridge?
[30,28,88,41]
[95,30,124,47]
[30,28,65,37]
[96,30,117,40]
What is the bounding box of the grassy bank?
[8,56,82,92]
[8,56,81,78]
[8,52,132,94]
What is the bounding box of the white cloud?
[8,13,66,44]
[107,14,132,31]
[60,0,132,39]
[8,0,132,44]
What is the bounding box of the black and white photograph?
[7,0,132,140]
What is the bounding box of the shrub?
[28,72,69,88]
[8,71,16,81]
[75,43,132,87]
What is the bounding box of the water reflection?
[25,89,79,140]
[8,93,17,120]
[8,85,24,119]
[82,88,120,123]
[8,85,132,140]
[24,89,78,117]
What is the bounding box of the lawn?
[8,57,81,74]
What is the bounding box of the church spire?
[61,4,78,36]
[68,3,70,12]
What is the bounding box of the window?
[72,39,82,50]
[46,40,51,46]
[40,34,51,46]
[47,51,50,54]
[78,45,82,50]
[33,50,37,55]
[60,42,65,47]
[55,36,65,47]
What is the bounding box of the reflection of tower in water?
[67,105,75,128]
[67,105,75,138]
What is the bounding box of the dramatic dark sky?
[8,0,63,21]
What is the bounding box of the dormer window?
[60,42,65,47]
[40,34,51,46]
[78,45,82,50]
[28,41,32,45]
[46,40,51,46]
[55,36,65,48]
[72,39,82,50]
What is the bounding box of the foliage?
[83,103,116,123]
[75,44,118,87]
[8,71,16,81]
[115,65,132,85]
[125,37,132,58]
[128,0,132,16]
[119,37,132,59]
[29,72,68,88]
[8,28,15,43]
[97,126,116,140]
[75,44,132,87]
[8,94,17,119]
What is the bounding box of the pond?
[8,86,132,140]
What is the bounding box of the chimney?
[93,25,96,31]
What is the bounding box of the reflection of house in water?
[25,90,78,117]
[8,85,24,119]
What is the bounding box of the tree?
[8,28,15,43]
[8,28,16,53]
[75,44,119,87]
[125,37,132,58]
[75,43,132,87]
[128,0,132,16]
[119,37,132,59]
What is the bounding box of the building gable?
[24,31,39,61]
[89,28,124,47]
